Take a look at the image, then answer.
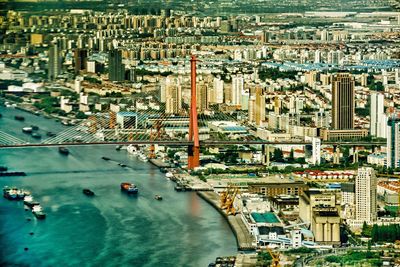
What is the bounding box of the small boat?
[165,172,174,179]
[46,132,56,137]
[116,145,122,151]
[3,187,27,200]
[83,189,95,196]
[22,127,33,133]
[3,187,17,199]
[154,195,163,200]
[120,182,138,194]
[59,147,69,155]
[101,156,110,161]
[138,154,148,162]
[174,185,183,191]
[31,133,41,139]
[32,205,46,219]
[118,163,127,167]
[31,125,39,131]
[23,196,40,208]
[14,115,25,121]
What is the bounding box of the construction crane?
[224,188,239,215]
[220,185,240,215]
[266,247,280,267]
[220,184,234,207]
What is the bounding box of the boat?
[138,154,148,162]
[154,195,163,200]
[32,205,46,219]
[31,125,39,131]
[165,172,174,179]
[118,163,127,167]
[23,196,40,208]
[14,115,25,121]
[31,133,41,139]
[120,182,138,194]
[22,127,33,133]
[127,145,138,155]
[59,147,69,155]
[3,187,27,200]
[3,187,17,199]
[174,185,183,191]
[101,156,110,161]
[83,189,95,196]
[115,145,122,151]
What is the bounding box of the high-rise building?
[370,92,387,138]
[254,87,265,126]
[387,117,400,169]
[213,77,224,104]
[355,167,377,223]
[48,40,62,80]
[74,48,88,75]
[108,49,125,82]
[165,76,182,114]
[311,137,321,165]
[231,74,244,106]
[196,81,208,113]
[332,73,355,130]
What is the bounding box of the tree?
[288,148,294,162]
[273,148,284,162]
[75,111,87,119]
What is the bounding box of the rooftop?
[251,212,280,224]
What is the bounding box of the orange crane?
[266,247,280,267]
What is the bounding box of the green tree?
[75,111,87,119]
[273,148,284,162]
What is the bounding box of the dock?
[197,191,255,251]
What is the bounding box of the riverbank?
[197,191,255,251]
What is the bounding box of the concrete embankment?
[149,158,170,168]
[197,191,255,251]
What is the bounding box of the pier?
[197,191,255,251]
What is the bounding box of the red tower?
[188,55,200,169]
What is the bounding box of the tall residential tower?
[332,73,355,130]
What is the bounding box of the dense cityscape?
[1,0,400,266]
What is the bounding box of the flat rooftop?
[251,212,280,224]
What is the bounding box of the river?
[0,106,237,267]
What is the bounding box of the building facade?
[331,73,355,130]
[355,167,377,223]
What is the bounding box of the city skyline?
[1,1,400,266]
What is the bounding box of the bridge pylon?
[188,55,200,169]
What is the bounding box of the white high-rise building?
[311,137,321,165]
[355,167,377,223]
[314,50,321,63]
[165,76,182,114]
[370,92,387,138]
[213,77,224,104]
[387,118,400,169]
[231,74,244,106]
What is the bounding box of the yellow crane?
[266,247,280,267]
[220,184,234,208]
[224,188,239,215]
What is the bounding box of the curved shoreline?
[197,191,255,251]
